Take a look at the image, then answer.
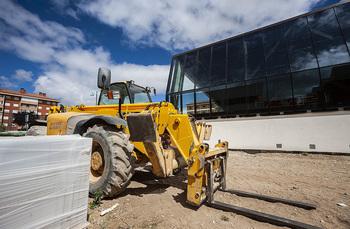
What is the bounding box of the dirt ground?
[87,151,350,229]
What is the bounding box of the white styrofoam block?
[0,135,92,229]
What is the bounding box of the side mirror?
[146,86,156,96]
[97,67,111,89]
[107,90,120,100]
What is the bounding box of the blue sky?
[0,0,342,106]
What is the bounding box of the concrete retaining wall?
[206,111,350,154]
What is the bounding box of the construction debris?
[100,203,119,216]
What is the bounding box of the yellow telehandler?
[30,68,319,228]
[41,67,228,207]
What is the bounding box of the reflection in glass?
[263,25,290,76]
[169,94,180,111]
[308,9,350,67]
[182,92,195,115]
[227,82,246,114]
[197,47,211,88]
[208,85,226,114]
[212,43,227,86]
[243,32,266,80]
[167,59,176,94]
[228,37,245,83]
[267,74,293,111]
[292,69,322,110]
[320,64,350,108]
[169,56,184,93]
[335,3,350,50]
[182,52,197,91]
[284,17,318,72]
[245,78,268,112]
[166,2,350,118]
[196,89,210,115]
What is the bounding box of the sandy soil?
[87,151,350,229]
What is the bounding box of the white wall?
[206,111,350,154]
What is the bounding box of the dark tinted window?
[169,56,184,93]
[246,78,268,112]
[335,3,350,50]
[267,74,293,111]
[182,92,195,114]
[320,63,350,108]
[263,25,290,76]
[228,37,245,83]
[284,17,318,72]
[169,94,180,111]
[182,52,197,91]
[197,47,211,88]
[308,9,350,67]
[196,89,210,115]
[243,32,266,80]
[167,2,350,118]
[208,85,226,114]
[227,82,246,114]
[292,69,322,110]
[211,43,227,86]
[167,59,176,94]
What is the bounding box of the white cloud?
[49,0,70,9]
[0,0,169,106]
[0,70,33,88]
[110,63,169,95]
[0,0,85,63]
[0,76,17,88]
[34,48,169,106]
[48,0,80,20]
[12,69,33,81]
[79,0,322,51]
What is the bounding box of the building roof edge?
[0,88,61,103]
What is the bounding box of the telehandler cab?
[30,68,319,229]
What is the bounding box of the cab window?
[129,84,152,103]
[99,83,130,105]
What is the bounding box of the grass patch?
[89,188,104,209]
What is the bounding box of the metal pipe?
[209,200,321,229]
[206,157,320,229]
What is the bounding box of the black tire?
[83,125,134,197]
[26,125,47,136]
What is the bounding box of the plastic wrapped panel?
[0,135,92,229]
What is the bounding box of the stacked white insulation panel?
[0,135,92,229]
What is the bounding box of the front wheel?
[83,125,134,197]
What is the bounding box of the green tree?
[13,111,39,127]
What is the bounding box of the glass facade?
[166,2,350,118]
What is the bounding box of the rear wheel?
[83,125,134,197]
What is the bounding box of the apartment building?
[0,88,61,130]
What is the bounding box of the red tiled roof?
[0,88,61,102]
[186,100,210,105]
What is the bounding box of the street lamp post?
[90,91,98,105]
